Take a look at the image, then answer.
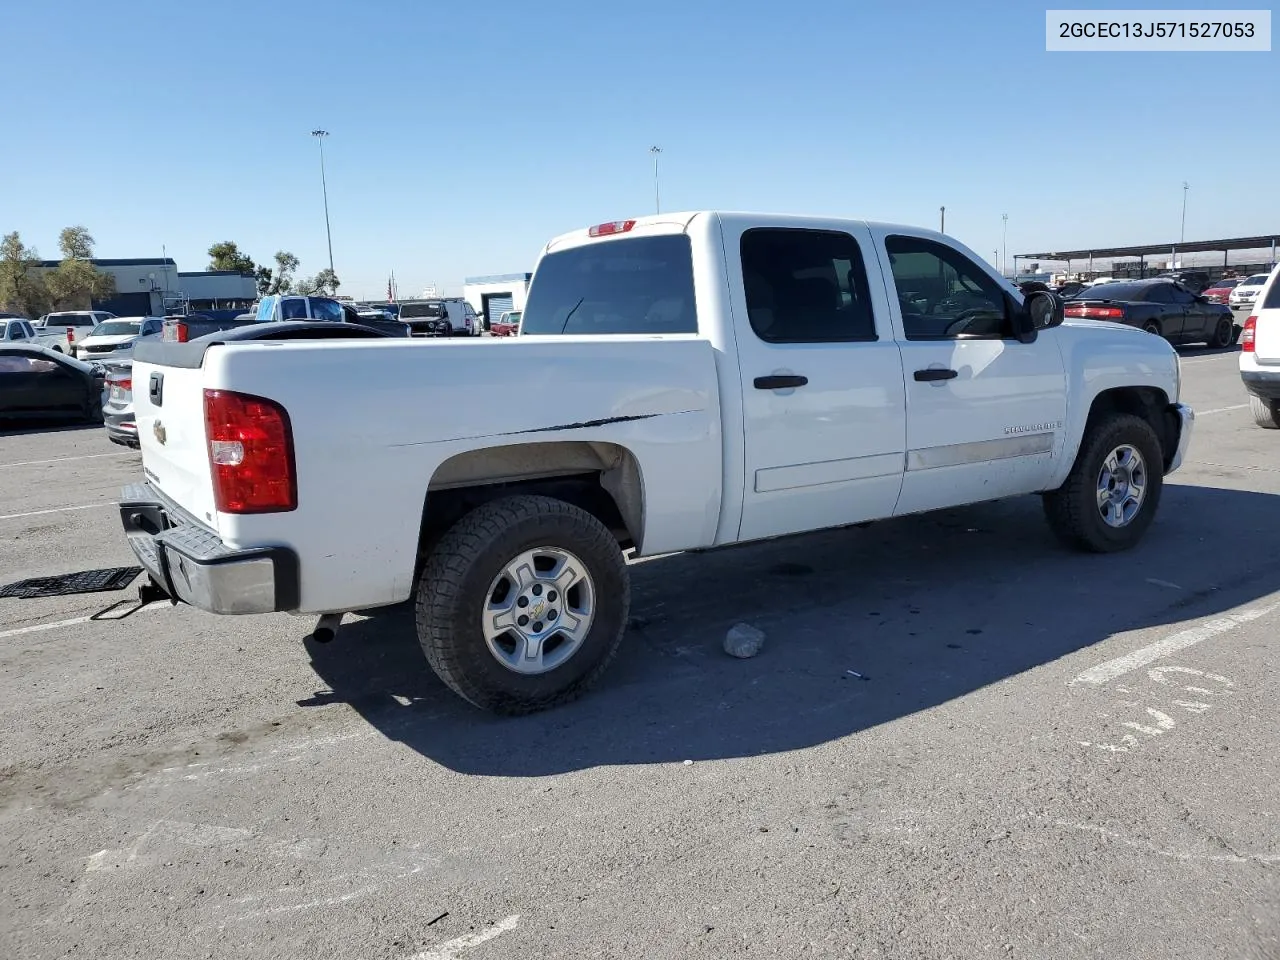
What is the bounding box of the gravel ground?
[1,337,1277,960]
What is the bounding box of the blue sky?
[2,0,1275,297]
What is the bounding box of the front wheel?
[414,495,630,714]
[1042,413,1165,553]
[1250,395,1280,430]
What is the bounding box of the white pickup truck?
[120,211,1193,714]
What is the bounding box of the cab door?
[870,229,1069,516]
[726,220,907,543]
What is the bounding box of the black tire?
[51,345,63,354]
[1210,316,1235,349]
[414,495,630,715]
[1250,395,1280,430]
[1042,413,1164,553]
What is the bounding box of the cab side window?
[885,235,1012,340]
[740,228,878,343]
[310,298,345,322]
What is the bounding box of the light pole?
[1180,181,1189,245]
[939,206,945,233]
[311,129,335,275]
[650,145,662,214]
[1001,213,1008,276]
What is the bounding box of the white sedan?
[74,316,165,360]
[1229,273,1271,309]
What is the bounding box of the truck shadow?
[303,483,1280,776]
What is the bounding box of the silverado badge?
[153,420,167,445]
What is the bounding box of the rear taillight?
[203,389,297,514]
[110,375,132,392]
[1241,316,1257,352]
[1064,304,1124,319]
[174,322,189,343]
[66,326,75,342]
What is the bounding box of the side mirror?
[1020,290,1063,342]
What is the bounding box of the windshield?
[1243,275,1269,286]
[90,320,141,337]
[520,235,697,336]
[399,302,444,319]
[1069,282,1149,301]
[1208,279,1240,289]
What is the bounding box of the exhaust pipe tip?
[310,612,344,644]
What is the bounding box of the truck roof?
[542,211,955,255]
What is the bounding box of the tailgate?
[132,359,220,529]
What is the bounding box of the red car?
[490,309,521,337]
[1202,279,1241,304]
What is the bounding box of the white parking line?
[0,602,166,639]
[0,503,110,521]
[1196,403,1249,415]
[1071,603,1278,687]
[1,452,128,468]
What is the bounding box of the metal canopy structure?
[1018,234,1280,263]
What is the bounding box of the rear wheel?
[1043,413,1164,553]
[414,495,630,715]
[1211,316,1235,348]
[1250,395,1280,430]
[1142,321,1162,336]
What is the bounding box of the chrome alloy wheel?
[481,546,596,675]
[1097,444,1148,528]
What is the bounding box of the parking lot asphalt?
[1,332,1277,960]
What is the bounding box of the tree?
[0,231,51,319]
[254,265,274,296]
[43,226,115,310]
[267,250,299,295]
[312,268,340,296]
[207,241,256,275]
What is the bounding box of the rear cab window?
[520,234,697,335]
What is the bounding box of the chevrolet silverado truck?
[119,211,1194,714]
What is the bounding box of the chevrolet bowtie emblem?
[153,420,167,445]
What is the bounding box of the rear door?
[727,221,907,542]
[872,229,1068,516]
[1253,266,1280,365]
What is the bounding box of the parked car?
[1238,264,1280,429]
[1157,270,1211,294]
[34,310,116,355]
[75,316,165,360]
[397,298,480,337]
[2,317,39,344]
[102,320,401,448]
[1202,278,1241,304]
[1230,273,1271,309]
[1063,278,1236,347]
[119,211,1192,715]
[490,310,522,336]
[162,297,410,342]
[0,344,106,424]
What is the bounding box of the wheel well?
[1086,386,1176,469]
[415,441,644,570]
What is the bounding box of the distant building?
[30,257,257,316]
[463,273,532,326]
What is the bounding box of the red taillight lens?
[66,326,75,342]
[174,322,189,343]
[1065,304,1124,319]
[203,389,297,514]
[588,219,637,237]
[110,376,132,392]
[1241,316,1257,352]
